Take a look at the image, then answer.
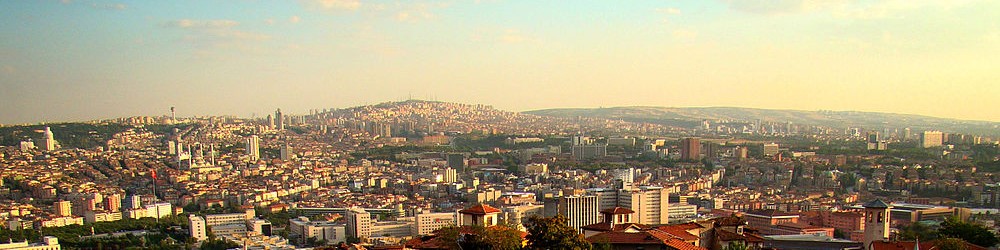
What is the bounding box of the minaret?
[863,199,891,250]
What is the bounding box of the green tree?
[898,222,938,241]
[525,215,591,250]
[722,241,749,250]
[939,217,998,247]
[936,238,969,250]
[435,224,523,250]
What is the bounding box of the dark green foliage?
[939,217,998,247]
[525,215,591,250]
[0,123,131,149]
[936,238,969,250]
[435,225,523,250]
[898,222,938,241]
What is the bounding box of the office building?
[289,217,346,245]
[275,109,285,131]
[54,200,72,217]
[414,212,456,236]
[558,195,600,231]
[443,168,457,183]
[189,215,207,242]
[280,144,292,161]
[920,131,944,148]
[246,135,260,161]
[346,207,372,240]
[763,143,780,157]
[0,237,60,250]
[680,138,701,160]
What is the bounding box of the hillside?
[526,106,1000,136]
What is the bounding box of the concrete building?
[246,135,260,161]
[458,204,501,227]
[0,237,60,250]
[680,137,701,161]
[588,186,670,225]
[346,207,372,240]
[920,131,944,148]
[289,217,345,245]
[54,201,71,217]
[189,215,207,242]
[39,127,56,152]
[414,212,456,236]
[558,195,600,231]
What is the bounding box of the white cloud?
[394,3,447,22]
[166,19,240,29]
[289,16,301,23]
[672,28,698,39]
[657,7,681,15]
[264,19,275,25]
[500,29,531,44]
[305,0,361,11]
[90,3,127,10]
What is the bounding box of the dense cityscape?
[2,100,999,250]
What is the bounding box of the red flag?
[151,170,157,180]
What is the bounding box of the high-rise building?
[762,143,780,157]
[246,135,260,161]
[558,195,599,231]
[275,109,285,131]
[920,131,943,148]
[40,127,56,151]
[867,132,888,151]
[189,215,207,242]
[572,144,607,161]
[443,168,457,183]
[266,114,275,130]
[862,199,891,250]
[126,195,142,210]
[104,194,121,212]
[414,212,457,236]
[446,153,465,170]
[680,138,700,161]
[345,207,372,240]
[55,200,72,217]
[588,186,670,225]
[280,144,292,161]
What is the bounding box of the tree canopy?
[524,215,592,250]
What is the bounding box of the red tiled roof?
[746,209,797,217]
[601,207,635,214]
[654,226,700,241]
[581,222,649,232]
[459,204,501,215]
[587,231,706,250]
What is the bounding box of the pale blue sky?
[1,0,999,124]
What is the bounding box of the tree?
[898,222,938,241]
[939,217,998,247]
[722,241,749,250]
[936,238,969,250]
[525,215,592,250]
[434,225,523,250]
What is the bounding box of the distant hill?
[525,106,1000,136]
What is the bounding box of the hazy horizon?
[3,0,1000,124]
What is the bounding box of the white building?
[289,217,346,245]
[587,186,670,225]
[39,127,56,151]
[189,215,207,242]
[413,212,456,236]
[246,135,260,161]
[0,236,60,250]
[345,207,372,240]
[558,195,600,231]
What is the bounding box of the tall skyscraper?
[275,109,285,131]
[680,137,700,161]
[40,126,56,151]
[920,131,944,148]
[246,135,260,161]
[558,195,599,231]
[266,114,274,130]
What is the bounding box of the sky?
[1,0,999,124]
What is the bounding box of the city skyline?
[2,0,1000,124]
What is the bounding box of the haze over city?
[2,0,1000,124]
